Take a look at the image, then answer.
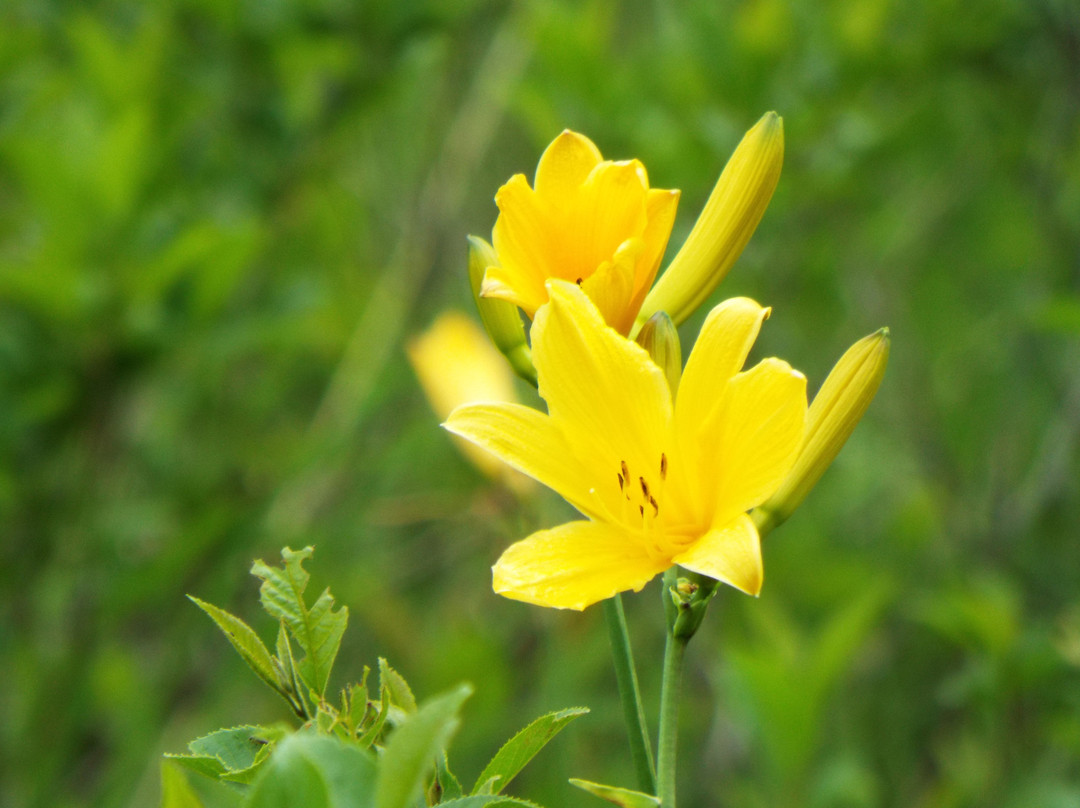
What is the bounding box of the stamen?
[638,505,644,518]
[649,496,659,517]
[617,472,625,491]
[660,453,667,479]
[639,477,649,498]
[621,460,629,480]
[575,277,583,285]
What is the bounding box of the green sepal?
[251,547,348,699]
[471,706,589,795]
[188,597,284,699]
[568,779,661,807]
[374,683,472,808]
[664,568,720,640]
[467,235,537,387]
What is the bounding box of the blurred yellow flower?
[445,281,807,610]
[479,113,784,337]
[407,312,530,491]
[481,130,680,336]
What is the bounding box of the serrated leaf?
[348,676,370,731]
[474,776,501,795]
[189,597,282,696]
[569,779,660,807]
[436,797,546,807]
[436,753,463,800]
[189,726,274,772]
[472,707,589,795]
[378,657,416,714]
[243,731,376,808]
[252,547,348,697]
[375,684,472,808]
[161,760,206,808]
[275,622,309,718]
[357,675,390,749]
[165,754,228,780]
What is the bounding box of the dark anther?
[621,460,629,479]
[638,504,645,517]
[660,453,667,479]
[649,496,659,516]
[576,277,583,285]
[639,476,649,497]
[617,472,625,491]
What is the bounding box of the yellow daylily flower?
[407,311,531,492]
[444,281,807,610]
[479,113,784,337]
[481,130,680,336]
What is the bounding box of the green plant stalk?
[656,632,688,807]
[603,595,657,795]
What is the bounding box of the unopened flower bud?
[753,328,890,535]
[467,235,537,386]
[636,111,784,331]
[635,311,682,396]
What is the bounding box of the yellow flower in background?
[408,312,531,492]
[479,113,784,338]
[445,281,807,610]
[481,130,680,335]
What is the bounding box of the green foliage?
[568,779,661,808]
[251,547,348,700]
[167,547,583,807]
[471,708,589,796]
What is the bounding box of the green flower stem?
[657,631,688,808]
[603,595,657,795]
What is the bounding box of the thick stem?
[603,595,657,794]
[656,632,688,807]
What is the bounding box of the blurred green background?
[3,0,1080,805]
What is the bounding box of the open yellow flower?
[479,113,784,338]
[444,281,807,610]
[480,130,680,336]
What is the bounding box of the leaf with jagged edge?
[374,684,471,808]
[276,622,310,719]
[471,707,589,795]
[435,797,546,807]
[357,676,390,749]
[166,725,287,785]
[251,547,347,698]
[189,597,283,698]
[569,779,660,807]
[435,753,463,801]
[377,657,416,714]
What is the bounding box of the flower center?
[616,454,668,533]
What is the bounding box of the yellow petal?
[572,160,650,274]
[629,188,681,315]
[705,357,807,525]
[580,237,642,335]
[444,402,600,520]
[676,297,771,436]
[480,264,545,318]
[534,130,603,199]
[532,281,673,519]
[493,520,668,610]
[492,173,555,311]
[638,112,784,329]
[673,514,763,596]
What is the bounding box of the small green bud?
[467,235,537,387]
[635,311,682,397]
[753,327,890,535]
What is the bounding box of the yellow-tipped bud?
[635,311,682,397]
[753,327,890,535]
[636,112,784,331]
[407,311,532,492]
[467,235,537,387]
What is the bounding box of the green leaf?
[167,725,287,785]
[243,732,377,808]
[357,674,391,749]
[472,707,589,795]
[375,684,472,808]
[436,797,545,807]
[569,779,661,807]
[161,761,206,808]
[251,547,348,697]
[378,657,417,714]
[435,754,463,801]
[188,597,282,696]
[275,622,310,718]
